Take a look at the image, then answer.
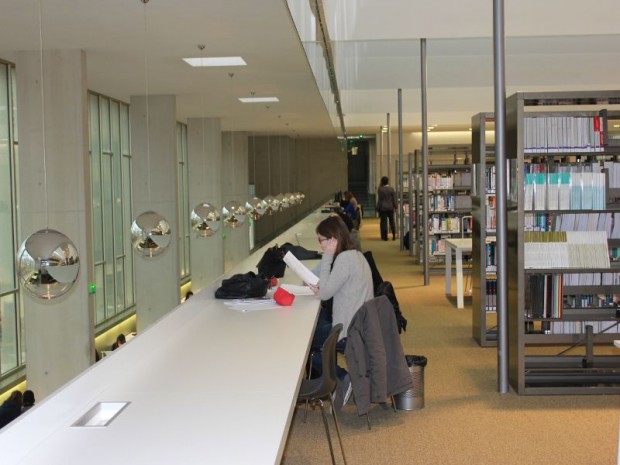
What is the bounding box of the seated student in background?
[0,390,23,429]
[342,191,358,225]
[22,390,35,413]
[308,215,374,411]
[111,333,126,350]
[332,212,361,251]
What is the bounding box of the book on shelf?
[485,278,497,312]
[525,274,563,318]
[486,195,497,230]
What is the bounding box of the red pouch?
[274,287,295,306]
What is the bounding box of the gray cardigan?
[318,249,374,339]
[344,295,413,416]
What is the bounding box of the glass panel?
[120,103,130,156]
[105,262,115,318]
[184,236,190,276]
[122,155,134,307]
[89,94,134,326]
[102,154,115,317]
[9,66,18,143]
[89,94,103,262]
[115,257,125,313]
[111,101,123,253]
[100,97,111,153]
[177,123,187,279]
[95,264,105,324]
[0,294,18,374]
[0,64,16,293]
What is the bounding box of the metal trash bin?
[394,355,427,411]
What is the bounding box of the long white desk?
[444,238,472,309]
[0,211,327,465]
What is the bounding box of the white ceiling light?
[183,57,247,67]
[239,97,279,103]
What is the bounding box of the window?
[0,60,22,380]
[89,93,135,326]
[177,122,190,281]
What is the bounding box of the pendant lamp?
[191,44,221,238]
[131,0,171,258]
[222,200,247,229]
[246,197,268,221]
[17,0,79,299]
[191,202,220,237]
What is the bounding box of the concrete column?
[222,131,250,272]
[130,95,179,331]
[187,117,224,290]
[15,49,94,398]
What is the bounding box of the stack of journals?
[524,231,610,269]
[523,115,605,153]
[524,162,606,211]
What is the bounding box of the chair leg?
[303,351,315,423]
[327,398,348,465]
[365,412,371,430]
[317,400,337,465]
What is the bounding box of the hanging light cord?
[37,0,49,228]
[229,73,235,195]
[142,0,152,208]
[198,44,207,200]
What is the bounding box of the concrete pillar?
[130,95,179,331]
[187,117,224,291]
[15,49,94,398]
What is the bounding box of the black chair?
[297,323,347,465]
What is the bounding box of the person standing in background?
[377,176,397,241]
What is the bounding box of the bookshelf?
[471,113,497,347]
[506,91,620,395]
[396,157,420,256]
[415,146,473,277]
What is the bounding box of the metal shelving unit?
[471,113,498,346]
[506,91,620,395]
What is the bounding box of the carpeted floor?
[281,217,620,465]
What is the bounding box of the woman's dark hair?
[316,215,356,257]
[23,390,35,407]
[8,390,23,407]
[380,176,389,186]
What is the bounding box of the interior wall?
[252,135,346,248]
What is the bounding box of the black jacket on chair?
[344,295,413,416]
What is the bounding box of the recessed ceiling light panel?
[183,57,247,67]
[238,97,280,103]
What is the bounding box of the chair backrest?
[319,323,343,395]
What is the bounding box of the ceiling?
[1,0,620,139]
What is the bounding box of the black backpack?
[215,272,269,299]
[256,244,286,278]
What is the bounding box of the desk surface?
[0,211,326,465]
[445,238,473,250]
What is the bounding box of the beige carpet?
[281,218,620,465]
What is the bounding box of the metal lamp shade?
[222,200,247,228]
[191,202,221,237]
[17,228,80,300]
[131,210,172,258]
